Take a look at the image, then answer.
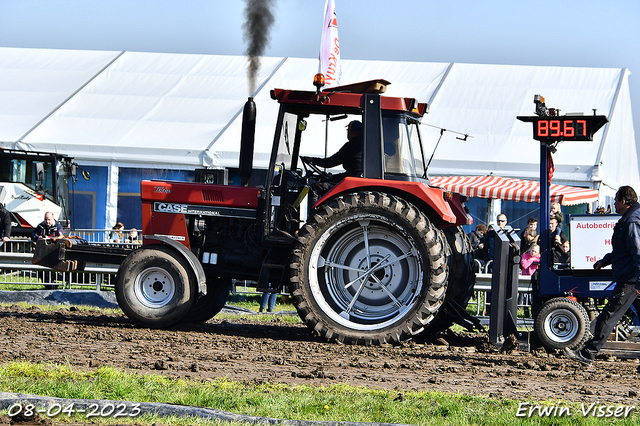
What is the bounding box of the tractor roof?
[270,79,428,118]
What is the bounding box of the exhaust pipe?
[239,97,256,186]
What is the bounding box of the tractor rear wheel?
[116,246,198,328]
[290,192,449,345]
[425,226,476,333]
[181,276,231,324]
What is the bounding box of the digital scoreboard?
[517,114,608,142]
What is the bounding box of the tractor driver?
[303,120,363,182]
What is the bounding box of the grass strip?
[0,362,637,426]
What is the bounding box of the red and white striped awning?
[430,175,599,206]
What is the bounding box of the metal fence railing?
[70,229,142,245]
[0,234,533,315]
[0,250,118,290]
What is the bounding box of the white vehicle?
[0,148,87,237]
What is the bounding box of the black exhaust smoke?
[242,0,275,95]
[239,97,256,186]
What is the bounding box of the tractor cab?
[259,77,437,243]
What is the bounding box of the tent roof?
[0,47,636,197]
[430,175,599,206]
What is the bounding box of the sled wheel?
[116,246,197,328]
[425,226,475,333]
[290,191,448,345]
[534,297,591,350]
[181,276,231,323]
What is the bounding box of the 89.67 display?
[537,118,586,139]
[517,114,608,142]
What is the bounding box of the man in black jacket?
[303,120,362,181]
[564,186,640,365]
[302,120,362,206]
[0,203,11,245]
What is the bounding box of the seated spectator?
[553,239,571,267]
[468,224,486,259]
[520,227,539,254]
[551,202,564,229]
[520,244,541,276]
[519,217,538,240]
[31,211,64,241]
[111,222,124,242]
[549,216,567,249]
[127,228,140,244]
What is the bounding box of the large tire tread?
[425,226,476,333]
[290,191,449,345]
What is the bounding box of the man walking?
[564,186,640,365]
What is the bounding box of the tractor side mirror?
[71,163,90,182]
[35,162,44,192]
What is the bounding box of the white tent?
[0,47,636,205]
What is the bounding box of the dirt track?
[1,304,640,405]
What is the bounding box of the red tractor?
[39,77,476,345]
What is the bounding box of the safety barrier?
[0,238,532,313]
[68,229,139,244]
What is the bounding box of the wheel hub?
[309,215,424,331]
[360,257,391,290]
[545,309,578,342]
[134,266,177,308]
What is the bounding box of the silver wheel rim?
[543,308,579,343]
[309,215,423,331]
[134,266,176,308]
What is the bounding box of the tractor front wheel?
[116,246,198,328]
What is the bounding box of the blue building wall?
[68,165,109,230]
[117,167,194,229]
[69,166,194,230]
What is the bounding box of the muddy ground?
[1,304,640,409]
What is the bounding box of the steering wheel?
[300,156,331,180]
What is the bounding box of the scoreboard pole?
[518,95,608,310]
[518,96,608,276]
[539,142,551,274]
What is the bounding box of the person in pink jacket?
[520,244,541,276]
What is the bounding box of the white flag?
[318,0,341,87]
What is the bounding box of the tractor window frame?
[382,113,419,179]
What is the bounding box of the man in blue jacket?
[31,211,63,241]
[564,185,640,365]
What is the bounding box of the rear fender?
[140,235,207,290]
[315,177,457,225]
[445,193,474,227]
